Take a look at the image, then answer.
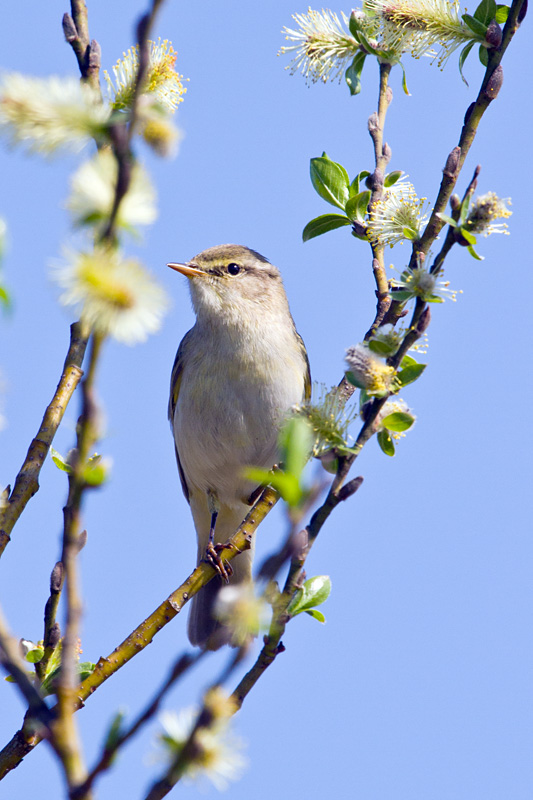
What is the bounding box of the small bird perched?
[168,244,310,649]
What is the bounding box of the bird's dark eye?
[227,263,241,276]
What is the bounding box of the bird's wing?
[168,328,194,504]
[297,331,312,402]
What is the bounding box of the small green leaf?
[399,61,410,95]
[310,155,350,210]
[368,339,395,356]
[50,447,73,474]
[345,52,366,96]
[377,429,395,456]
[384,170,403,188]
[437,212,458,228]
[458,227,477,245]
[381,412,415,432]
[288,575,332,617]
[462,12,489,35]
[458,40,475,84]
[467,244,484,260]
[302,214,351,242]
[83,455,108,487]
[402,226,419,241]
[346,190,371,222]
[345,370,366,389]
[478,43,489,66]
[25,646,45,664]
[396,362,427,387]
[495,4,510,23]
[78,662,96,682]
[400,354,417,369]
[304,608,326,623]
[349,170,370,198]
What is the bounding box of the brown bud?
[352,221,367,238]
[416,306,431,334]
[518,0,528,24]
[450,193,461,212]
[50,561,64,593]
[443,146,461,179]
[463,102,475,126]
[485,20,502,48]
[368,112,380,135]
[88,40,102,71]
[382,142,392,162]
[62,13,78,43]
[386,86,393,105]
[484,65,503,100]
[47,622,61,650]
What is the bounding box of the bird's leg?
[204,489,233,583]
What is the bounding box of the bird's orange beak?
[167,262,206,278]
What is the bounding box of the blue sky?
[0,2,531,799]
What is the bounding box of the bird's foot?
[204,541,235,584]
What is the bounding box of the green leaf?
[377,429,395,456]
[467,244,484,260]
[458,227,477,245]
[78,662,96,682]
[478,43,489,66]
[473,0,497,23]
[495,4,510,23]
[345,190,371,222]
[302,214,351,242]
[304,608,326,623]
[368,339,395,356]
[402,226,419,241]
[280,416,312,479]
[458,40,475,85]
[437,212,458,228]
[426,295,445,304]
[310,155,350,210]
[384,170,403,188]
[462,13,489,36]
[25,646,45,664]
[400,354,417,369]
[288,575,332,617]
[349,170,370,198]
[345,52,366,96]
[381,411,415,432]
[399,61,410,96]
[50,447,72,474]
[396,362,427,387]
[345,370,366,389]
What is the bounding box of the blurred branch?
[71,652,202,800]
[0,323,87,558]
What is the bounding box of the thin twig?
[0,324,87,558]
[71,652,203,800]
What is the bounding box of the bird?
[168,244,311,649]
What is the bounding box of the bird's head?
[168,244,289,324]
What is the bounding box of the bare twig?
[0,324,87,558]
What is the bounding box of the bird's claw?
[204,541,235,584]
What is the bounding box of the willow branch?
[0,324,87,558]
[0,487,279,777]
[413,0,525,264]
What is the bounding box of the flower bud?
[484,65,503,100]
[485,20,502,48]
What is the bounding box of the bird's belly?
[174,357,304,507]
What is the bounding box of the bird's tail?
[188,500,254,650]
